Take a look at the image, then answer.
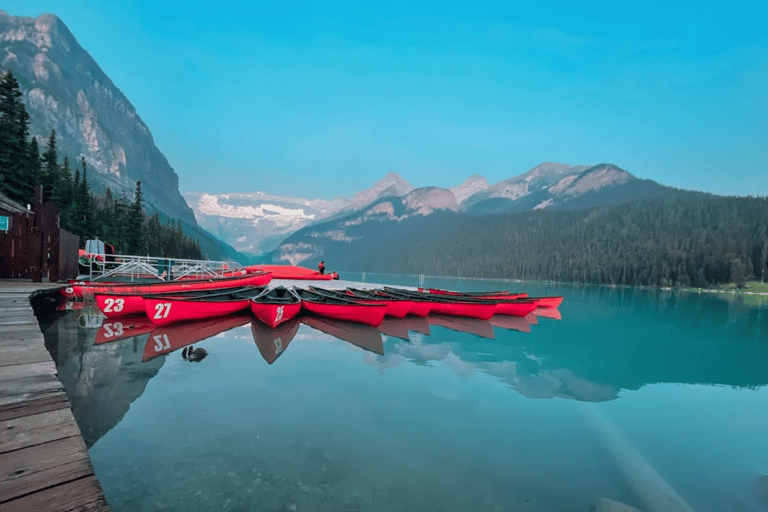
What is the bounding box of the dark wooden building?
[0,190,79,281]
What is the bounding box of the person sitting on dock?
[318,261,325,275]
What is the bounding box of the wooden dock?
[0,280,110,511]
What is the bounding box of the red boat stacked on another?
[344,288,411,318]
[144,286,266,326]
[244,264,339,281]
[308,286,411,319]
[294,288,386,327]
[383,287,500,320]
[250,287,303,329]
[68,270,272,301]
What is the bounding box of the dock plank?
[0,280,110,511]
[0,475,110,512]
[0,409,80,455]
[0,346,52,368]
[0,395,70,422]
[0,436,94,504]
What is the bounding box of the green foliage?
[0,69,35,204]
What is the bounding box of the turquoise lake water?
[40,274,768,512]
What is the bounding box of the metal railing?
[78,254,244,282]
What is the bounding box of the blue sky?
[4,1,767,199]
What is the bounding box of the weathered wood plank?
[0,347,53,367]
[0,329,47,341]
[0,321,39,328]
[0,394,69,422]
[0,436,94,503]
[0,281,111,511]
[0,337,46,350]
[0,475,110,512]
[0,381,64,408]
[0,409,80,455]
[0,362,57,380]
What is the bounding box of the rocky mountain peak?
[349,171,413,210]
[1,11,196,224]
[450,174,489,206]
[555,164,633,197]
[403,187,458,216]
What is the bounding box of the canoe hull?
[64,271,272,299]
[145,297,252,326]
[494,300,539,317]
[301,300,386,327]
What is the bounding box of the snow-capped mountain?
[183,172,416,255]
[185,162,650,257]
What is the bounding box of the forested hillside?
[0,69,202,258]
[274,190,768,288]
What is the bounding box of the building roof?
[0,191,30,213]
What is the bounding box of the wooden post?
[30,186,43,282]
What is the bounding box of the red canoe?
[250,287,303,329]
[373,289,433,317]
[494,299,539,317]
[65,271,272,300]
[530,296,564,308]
[245,265,338,280]
[294,289,386,327]
[309,286,410,319]
[94,284,269,319]
[144,286,266,326]
[383,287,499,320]
[418,287,527,299]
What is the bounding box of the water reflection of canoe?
[250,286,302,328]
[427,314,496,339]
[488,315,532,333]
[376,315,431,340]
[533,307,562,320]
[94,316,155,344]
[251,317,301,364]
[141,314,251,362]
[301,316,384,355]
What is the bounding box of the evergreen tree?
[25,137,42,205]
[41,130,59,203]
[58,156,74,230]
[127,181,144,254]
[74,158,92,238]
[0,69,30,203]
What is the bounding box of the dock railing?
[78,254,244,282]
